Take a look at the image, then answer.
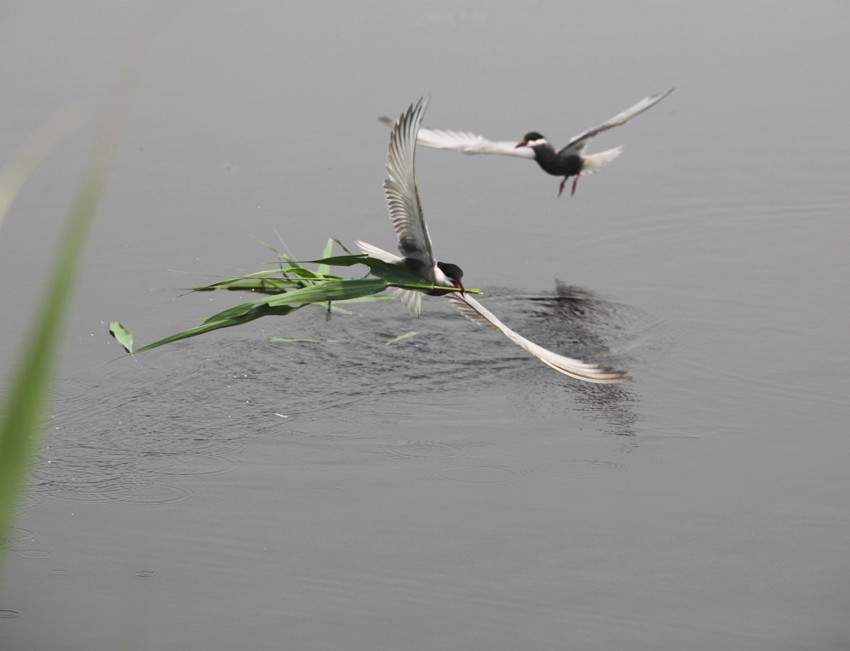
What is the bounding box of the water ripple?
[428,465,529,484]
[374,439,469,461]
[531,459,629,480]
[102,483,196,505]
[32,286,651,503]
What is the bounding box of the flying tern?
[379,88,674,197]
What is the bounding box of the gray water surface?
[1,2,849,650]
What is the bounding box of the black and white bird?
[379,88,674,197]
[358,97,627,384]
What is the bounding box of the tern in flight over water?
[379,88,673,197]
[358,97,627,384]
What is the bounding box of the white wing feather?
[448,293,627,384]
[561,88,675,154]
[416,127,536,158]
[383,98,437,266]
[379,116,535,159]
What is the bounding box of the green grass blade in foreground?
[0,91,129,571]
[0,106,91,234]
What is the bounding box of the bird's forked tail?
[581,146,623,173]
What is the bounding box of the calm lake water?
[1,2,849,650]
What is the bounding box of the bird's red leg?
[558,177,568,197]
[571,173,580,196]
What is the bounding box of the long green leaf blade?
[0,106,91,234]
[130,279,390,354]
[316,238,335,277]
[131,304,288,353]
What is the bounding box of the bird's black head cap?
[436,261,463,282]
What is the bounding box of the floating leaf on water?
[386,331,418,346]
[108,321,134,353]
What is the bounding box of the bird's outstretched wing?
[383,97,438,266]
[379,116,535,159]
[560,88,675,155]
[448,293,628,384]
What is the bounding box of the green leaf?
[130,279,391,354]
[108,321,134,353]
[386,331,418,345]
[315,238,335,277]
[193,269,300,293]
[194,278,298,295]
[283,267,324,280]
[117,241,482,359]
[263,278,389,307]
[301,254,435,285]
[133,303,302,354]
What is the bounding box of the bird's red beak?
[454,279,466,295]
[515,140,528,149]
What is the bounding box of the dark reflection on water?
[495,281,657,437]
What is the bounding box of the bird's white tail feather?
[582,146,623,173]
[355,239,400,263]
[394,288,422,316]
[355,240,422,315]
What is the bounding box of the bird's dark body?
[521,132,584,178]
[401,257,427,276]
[534,150,583,177]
